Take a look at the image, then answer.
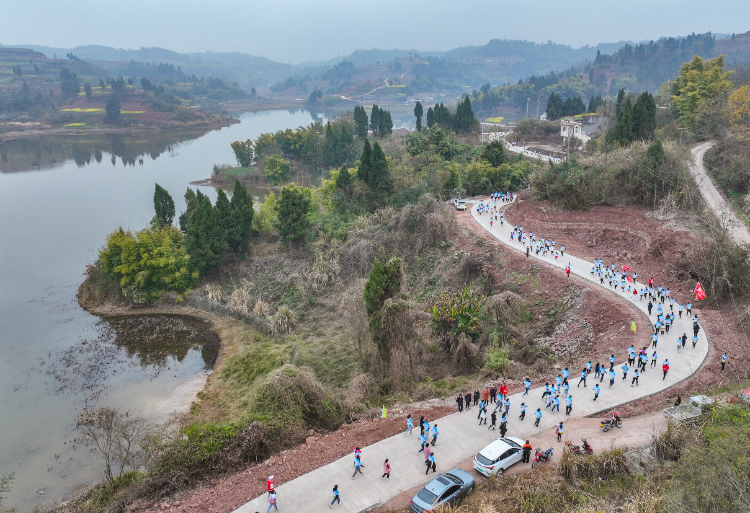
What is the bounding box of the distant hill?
[584,31,750,96]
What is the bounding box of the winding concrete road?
[232,200,709,513]
[690,141,750,246]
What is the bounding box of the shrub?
[431,285,487,345]
[264,154,291,185]
[100,226,198,303]
[485,346,509,374]
[559,446,629,480]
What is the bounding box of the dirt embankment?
[460,195,750,416]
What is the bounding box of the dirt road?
[690,141,750,246]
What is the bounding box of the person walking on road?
[418,433,426,453]
[621,363,629,381]
[419,416,425,436]
[556,422,564,441]
[489,411,497,430]
[267,491,278,512]
[662,360,670,380]
[631,369,639,387]
[425,453,436,474]
[352,455,364,479]
[473,389,480,406]
[406,415,413,435]
[499,420,508,438]
[267,475,275,495]
[651,351,658,367]
[721,354,727,370]
[552,395,561,413]
[479,407,488,425]
[609,369,616,388]
[609,354,616,371]
[534,408,542,427]
[522,441,532,463]
[519,402,526,420]
[593,383,600,401]
[565,396,573,415]
[382,459,391,479]
[456,394,463,412]
[464,392,472,410]
[431,424,438,445]
[578,369,587,387]
[330,485,340,507]
[523,378,531,396]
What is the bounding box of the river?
[0,109,326,511]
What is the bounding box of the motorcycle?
[531,447,554,468]
[600,411,623,432]
[565,437,594,456]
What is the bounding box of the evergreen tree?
[228,179,254,254]
[335,164,352,192]
[363,258,402,318]
[215,188,232,231]
[370,105,381,133]
[368,142,392,208]
[359,139,373,186]
[606,96,635,146]
[632,92,657,141]
[353,106,369,138]
[453,96,478,133]
[106,95,121,122]
[276,183,313,242]
[179,188,197,232]
[379,109,393,135]
[426,106,434,128]
[184,194,227,272]
[414,101,423,132]
[84,83,92,99]
[546,93,563,120]
[615,89,626,119]
[152,183,175,227]
[480,140,507,167]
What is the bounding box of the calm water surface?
[0,109,325,511]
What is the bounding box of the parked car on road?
[453,199,467,211]
[472,437,525,476]
[410,469,475,513]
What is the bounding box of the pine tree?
[359,139,373,186]
[368,142,392,208]
[184,195,227,272]
[353,106,369,138]
[215,188,232,231]
[152,183,175,227]
[179,188,197,232]
[370,105,381,134]
[414,101,423,132]
[379,109,393,135]
[615,89,626,119]
[426,107,434,128]
[276,183,313,242]
[228,179,254,254]
[335,164,352,192]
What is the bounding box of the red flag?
[695,282,707,301]
[622,265,630,271]
[626,275,633,282]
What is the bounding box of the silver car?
[410,468,475,513]
[473,437,525,476]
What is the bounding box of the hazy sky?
[2,0,750,63]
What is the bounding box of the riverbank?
[0,116,238,144]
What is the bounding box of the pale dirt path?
[690,141,750,246]
[228,199,708,513]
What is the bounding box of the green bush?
[100,226,198,303]
[265,154,291,185]
[485,346,509,374]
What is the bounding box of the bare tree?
[76,407,147,485]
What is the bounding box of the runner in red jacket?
[662,360,670,380]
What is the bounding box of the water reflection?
[102,314,219,369]
[0,130,212,173]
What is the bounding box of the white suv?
[453,199,467,211]
[473,437,525,476]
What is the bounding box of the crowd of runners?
[254,196,723,512]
